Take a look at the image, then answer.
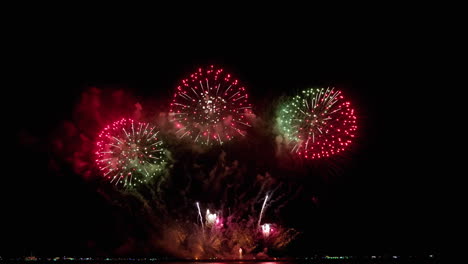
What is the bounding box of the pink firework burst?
[95,118,166,187]
[169,65,253,146]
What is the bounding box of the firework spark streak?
[178,199,296,259]
[95,118,167,188]
[169,65,253,146]
[277,87,357,159]
[257,195,269,227]
[108,164,300,259]
[196,202,204,229]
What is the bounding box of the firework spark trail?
[267,183,288,206]
[116,177,299,258]
[250,179,271,213]
[257,194,269,227]
[196,202,204,229]
[105,150,300,258]
[166,191,299,259]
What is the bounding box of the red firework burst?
[169,65,253,145]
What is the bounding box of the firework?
[196,202,204,229]
[169,65,253,146]
[261,223,271,237]
[95,118,166,187]
[164,197,297,259]
[257,195,269,227]
[277,87,357,159]
[206,209,220,226]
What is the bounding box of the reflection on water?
[2,257,438,264]
[13,261,436,264]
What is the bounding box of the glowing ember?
[206,209,218,226]
[261,223,271,237]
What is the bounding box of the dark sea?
[0,259,439,264]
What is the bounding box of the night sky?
[4,24,439,257]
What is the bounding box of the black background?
[3,17,439,258]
